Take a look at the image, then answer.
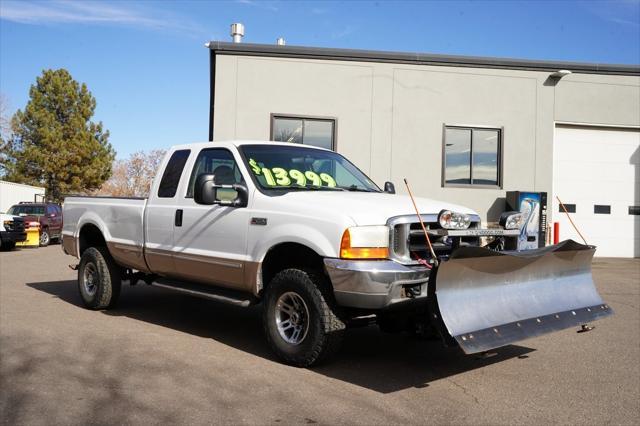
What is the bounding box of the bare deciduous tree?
[97,149,166,197]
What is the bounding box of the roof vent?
[276,37,286,46]
[230,23,244,43]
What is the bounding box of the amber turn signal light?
[340,229,389,259]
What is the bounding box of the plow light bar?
[438,210,471,230]
[499,211,525,230]
[340,226,389,259]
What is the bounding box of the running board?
[150,279,256,307]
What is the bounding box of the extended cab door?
[171,147,251,291]
[145,149,191,275]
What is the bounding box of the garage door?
[553,124,640,257]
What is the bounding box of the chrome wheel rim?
[82,262,98,296]
[40,231,49,245]
[275,292,310,345]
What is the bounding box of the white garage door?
[553,124,640,257]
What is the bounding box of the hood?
[15,214,39,222]
[270,191,478,226]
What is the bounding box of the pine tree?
[1,69,115,201]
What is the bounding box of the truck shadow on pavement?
[27,280,535,394]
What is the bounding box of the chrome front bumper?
[323,259,431,310]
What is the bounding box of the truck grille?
[5,218,25,232]
[390,217,480,264]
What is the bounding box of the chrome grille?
[388,215,480,264]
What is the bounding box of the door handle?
[175,209,183,227]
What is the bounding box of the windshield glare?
[240,145,380,192]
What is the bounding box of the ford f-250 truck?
[62,141,612,366]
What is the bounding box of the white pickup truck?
[0,213,27,250]
[62,141,611,366]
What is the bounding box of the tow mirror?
[194,173,248,208]
[384,181,396,194]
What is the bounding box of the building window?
[271,115,335,150]
[443,126,502,187]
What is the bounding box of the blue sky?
[1,0,639,158]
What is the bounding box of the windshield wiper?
[345,185,377,192]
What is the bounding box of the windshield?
[8,205,45,216]
[240,145,380,192]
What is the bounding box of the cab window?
[158,150,190,198]
[186,149,244,199]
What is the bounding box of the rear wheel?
[263,268,345,367]
[78,247,121,310]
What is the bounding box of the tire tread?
[263,268,345,367]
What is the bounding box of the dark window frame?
[270,113,338,150]
[441,124,504,189]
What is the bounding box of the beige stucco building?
[206,41,640,257]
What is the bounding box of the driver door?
[171,147,252,291]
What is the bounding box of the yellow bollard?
[16,221,40,248]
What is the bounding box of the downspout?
[208,49,216,142]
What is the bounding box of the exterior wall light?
[550,70,572,78]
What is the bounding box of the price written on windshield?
[249,158,337,187]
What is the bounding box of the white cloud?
[586,0,640,29]
[331,24,357,39]
[235,0,279,12]
[0,0,209,37]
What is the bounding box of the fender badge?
[251,217,267,226]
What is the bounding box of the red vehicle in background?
[7,202,63,247]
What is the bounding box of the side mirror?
[194,173,249,208]
[384,181,396,194]
[194,174,217,205]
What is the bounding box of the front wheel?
[78,247,121,310]
[263,268,345,367]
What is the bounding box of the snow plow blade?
[432,240,613,354]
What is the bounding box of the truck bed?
[62,196,147,267]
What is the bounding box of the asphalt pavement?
[1,245,638,425]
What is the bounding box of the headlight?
[499,211,525,230]
[340,226,389,259]
[438,210,471,229]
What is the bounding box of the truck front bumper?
[0,230,27,244]
[323,259,431,310]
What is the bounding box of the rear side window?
[158,150,190,198]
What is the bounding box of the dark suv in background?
[7,202,63,246]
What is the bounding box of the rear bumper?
[0,230,27,243]
[323,259,431,310]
